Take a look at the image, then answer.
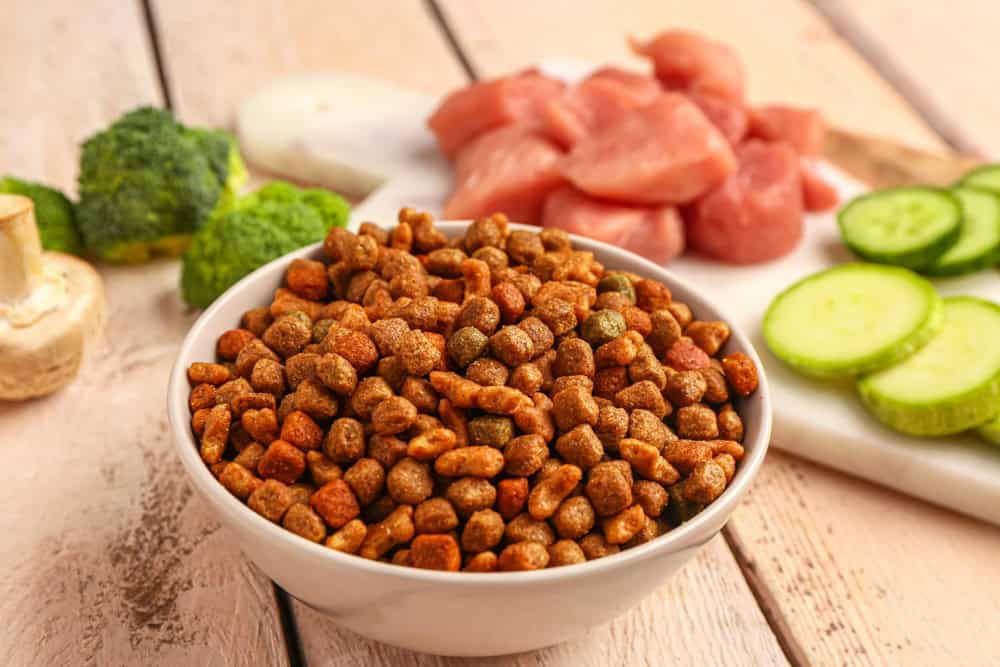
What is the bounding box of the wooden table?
[2,1,999,664]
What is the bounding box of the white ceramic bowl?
[168,222,772,657]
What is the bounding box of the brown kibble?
[234,442,266,472]
[548,540,586,567]
[218,329,257,361]
[676,404,719,440]
[505,229,545,264]
[400,377,439,414]
[717,403,744,442]
[555,424,604,470]
[723,352,759,396]
[594,335,639,369]
[707,438,745,461]
[492,281,526,324]
[293,379,338,419]
[310,479,361,528]
[594,404,629,451]
[360,505,415,560]
[662,439,714,474]
[684,460,728,504]
[627,344,667,389]
[667,301,693,327]
[200,404,231,465]
[634,279,672,311]
[410,534,461,571]
[632,480,669,518]
[627,409,674,452]
[287,482,314,506]
[369,317,410,356]
[284,352,320,389]
[325,519,368,554]
[189,383,216,412]
[446,477,497,517]
[249,358,286,397]
[594,366,629,400]
[513,405,555,442]
[619,438,680,485]
[371,396,418,436]
[414,497,459,534]
[263,312,313,359]
[665,338,711,371]
[496,477,530,521]
[518,317,555,357]
[464,551,499,572]
[455,296,500,335]
[407,427,458,460]
[664,370,707,408]
[219,462,262,500]
[539,227,571,252]
[188,362,231,386]
[322,328,379,374]
[508,363,544,395]
[622,306,652,337]
[248,479,295,522]
[465,357,509,387]
[429,371,481,408]
[351,376,393,419]
[434,446,505,478]
[715,453,737,483]
[614,380,670,419]
[686,320,731,356]
[579,533,620,560]
[461,509,505,553]
[602,504,646,544]
[504,513,555,545]
[534,297,577,336]
[258,440,306,484]
[315,352,357,396]
[364,495,398,524]
[306,451,343,486]
[282,503,327,543]
[647,310,682,357]
[585,461,633,517]
[387,458,434,504]
[554,338,595,379]
[242,307,274,337]
[623,515,661,548]
[280,411,322,451]
[461,257,492,300]
[503,434,549,477]
[438,398,470,447]
[552,386,599,432]
[552,495,596,540]
[528,464,582,520]
[359,222,390,245]
[489,326,535,367]
[398,329,442,377]
[343,458,386,506]
[476,385,532,415]
[286,259,329,301]
[215,377,253,407]
[465,214,508,251]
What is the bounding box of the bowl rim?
[168,220,772,584]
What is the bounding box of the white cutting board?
[239,66,1000,525]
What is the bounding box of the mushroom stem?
[0,194,44,304]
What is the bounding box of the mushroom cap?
[0,251,106,400]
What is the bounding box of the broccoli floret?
[180,182,349,308]
[0,177,82,255]
[76,106,247,264]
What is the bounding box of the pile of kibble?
[186,209,758,572]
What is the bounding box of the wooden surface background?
[2,1,999,665]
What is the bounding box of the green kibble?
[447,326,489,368]
[581,309,627,346]
[597,273,636,304]
[312,318,336,343]
[467,415,515,448]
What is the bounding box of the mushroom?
[0,194,105,400]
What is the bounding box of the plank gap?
[808,0,983,155]
[140,0,175,109]
[274,585,308,667]
[425,0,481,80]
[722,526,809,667]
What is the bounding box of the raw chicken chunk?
[748,105,825,156]
[687,140,803,264]
[543,186,685,264]
[443,125,565,225]
[630,30,746,102]
[584,66,663,101]
[561,93,736,205]
[428,70,565,158]
[541,75,659,148]
[686,92,748,145]
[800,160,840,212]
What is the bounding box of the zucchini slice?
[858,297,1000,436]
[924,186,1000,276]
[959,163,1000,194]
[762,263,942,377]
[838,187,961,270]
[977,414,1000,446]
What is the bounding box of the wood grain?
[437,1,1000,664]
[292,536,789,667]
[0,1,289,664]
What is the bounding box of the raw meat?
[800,160,840,212]
[428,70,565,158]
[584,66,663,101]
[443,125,565,225]
[629,30,745,102]
[542,186,685,264]
[687,140,803,264]
[561,93,736,205]
[687,92,748,145]
[748,105,825,155]
[541,76,659,148]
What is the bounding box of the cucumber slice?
[976,415,1000,446]
[959,163,1000,194]
[924,187,1000,276]
[838,187,962,269]
[763,263,942,377]
[858,297,1000,436]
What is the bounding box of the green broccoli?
[0,177,82,255]
[76,106,247,264]
[180,182,350,308]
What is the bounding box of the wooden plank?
[150,0,468,130]
[814,1,996,155]
[0,2,290,664]
[292,536,789,666]
[437,1,1000,664]
[151,1,787,663]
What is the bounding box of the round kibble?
[447,326,489,368]
[581,309,627,346]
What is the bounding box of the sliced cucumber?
[959,163,1000,194]
[976,415,1000,446]
[858,297,1000,436]
[763,263,942,377]
[838,187,962,269]
[924,187,1000,276]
